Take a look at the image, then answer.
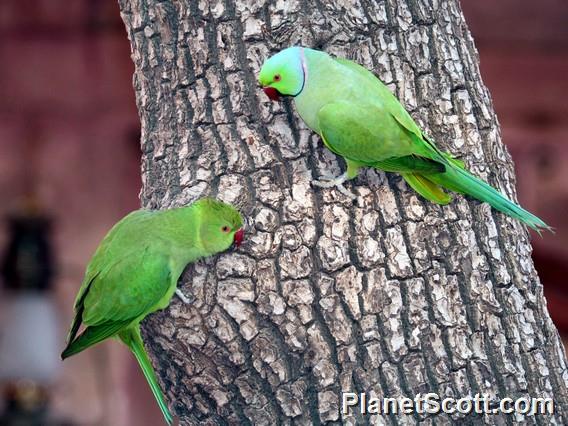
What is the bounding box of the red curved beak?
[263,86,281,101]
[234,228,244,248]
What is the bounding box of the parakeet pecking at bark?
[259,46,550,232]
[61,198,244,425]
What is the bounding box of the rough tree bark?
[118,0,568,424]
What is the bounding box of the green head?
[194,198,244,254]
[259,46,305,101]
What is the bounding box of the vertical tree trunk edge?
[118,0,568,424]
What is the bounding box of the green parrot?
[61,198,244,425]
[259,47,550,232]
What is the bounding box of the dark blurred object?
[1,381,49,426]
[532,249,568,330]
[1,379,74,426]
[0,203,62,425]
[1,204,54,292]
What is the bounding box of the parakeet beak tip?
[234,228,244,248]
[263,86,281,101]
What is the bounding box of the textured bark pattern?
[118,0,568,424]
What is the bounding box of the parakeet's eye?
[274,74,281,82]
[221,225,231,233]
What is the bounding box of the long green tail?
[416,160,551,232]
[120,327,174,425]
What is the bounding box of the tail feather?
[430,164,551,232]
[390,134,551,231]
[402,173,452,205]
[61,320,130,359]
[120,327,174,425]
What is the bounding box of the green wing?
[316,100,457,204]
[81,247,172,325]
[69,211,153,311]
[62,244,173,358]
[374,156,445,174]
[334,57,551,230]
[335,57,458,158]
[335,57,425,140]
[61,320,132,358]
[323,60,465,204]
[72,210,173,326]
[317,101,439,164]
[335,57,464,160]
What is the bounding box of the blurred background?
[0,0,566,425]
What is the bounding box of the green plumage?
[61,198,243,425]
[259,47,550,232]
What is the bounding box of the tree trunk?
[118,0,568,424]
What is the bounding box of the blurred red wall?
[0,1,160,425]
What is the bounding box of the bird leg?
[312,172,356,199]
[175,289,193,304]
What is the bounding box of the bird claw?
[312,172,356,200]
[175,289,193,305]
[314,171,338,182]
[336,185,357,200]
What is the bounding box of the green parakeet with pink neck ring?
[61,198,244,424]
[259,46,550,232]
